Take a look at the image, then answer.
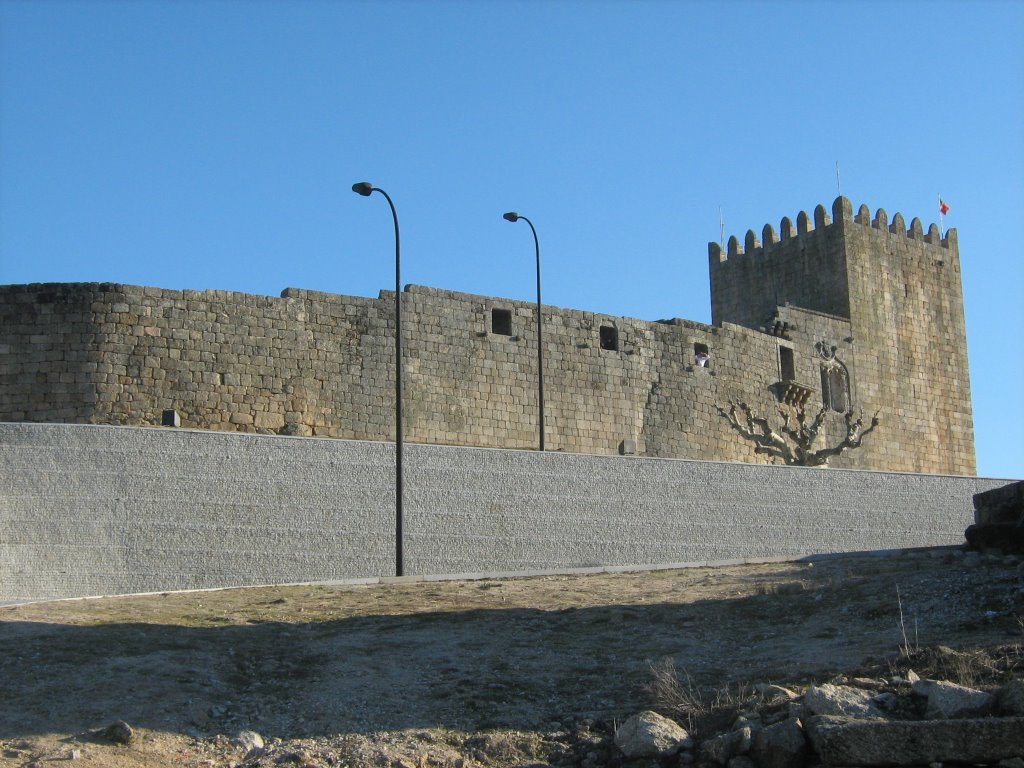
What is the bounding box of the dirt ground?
[1,548,1022,768]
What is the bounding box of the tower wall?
[709,196,975,475]
[837,198,974,474]
[709,204,850,330]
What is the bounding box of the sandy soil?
[1,548,1022,767]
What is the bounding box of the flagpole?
[719,206,725,252]
[836,161,841,196]
[938,193,945,235]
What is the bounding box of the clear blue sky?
[1,0,1021,479]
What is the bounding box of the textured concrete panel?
[0,423,1012,602]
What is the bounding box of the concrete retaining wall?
[0,422,1012,602]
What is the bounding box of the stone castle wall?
[0,196,977,474]
[0,281,789,463]
[0,422,1010,603]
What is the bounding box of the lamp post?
[353,181,404,577]
[502,212,545,452]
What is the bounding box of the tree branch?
[717,401,881,467]
[717,401,795,464]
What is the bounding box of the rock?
[923,680,995,719]
[732,715,762,735]
[754,684,798,701]
[750,718,808,768]
[98,720,134,744]
[697,727,752,765]
[966,524,1024,554]
[727,757,756,768]
[849,677,882,689]
[871,692,899,711]
[613,711,692,758]
[997,679,1024,716]
[999,758,1024,768]
[232,730,265,755]
[911,678,931,694]
[802,684,886,719]
[805,715,1024,765]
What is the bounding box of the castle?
[0,196,976,476]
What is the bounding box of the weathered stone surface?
[613,711,692,758]
[966,522,1024,554]
[231,730,265,758]
[997,679,1024,716]
[871,691,899,712]
[254,411,286,430]
[754,684,798,701]
[697,726,751,765]
[805,715,1024,765]
[98,720,134,744]
[732,715,762,735]
[916,680,995,719]
[802,684,886,719]
[750,719,807,768]
[974,481,1024,525]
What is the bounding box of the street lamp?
[503,211,545,452]
[353,181,404,577]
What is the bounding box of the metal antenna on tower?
[719,206,725,251]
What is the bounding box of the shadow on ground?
[2,554,1021,740]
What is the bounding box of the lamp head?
[503,212,520,222]
[352,182,375,197]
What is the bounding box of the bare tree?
[716,401,880,467]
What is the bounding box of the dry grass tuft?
[647,657,706,731]
[647,658,764,736]
[887,644,1024,688]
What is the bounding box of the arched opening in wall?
[491,308,512,336]
[779,346,795,381]
[694,342,710,367]
[600,325,619,351]
[820,362,850,412]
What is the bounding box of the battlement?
[709,196,956,263]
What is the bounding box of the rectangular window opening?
[600,325,619,351]
[491,308,512,336]
[779,346,795,381]
[694,342,710,367]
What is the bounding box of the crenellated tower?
[709,196,975,475]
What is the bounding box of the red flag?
[939,199,950,215]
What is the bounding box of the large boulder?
[750,718,808,768]
[997,679,1024,716]
[912,680,995,719]
[613,711,692,758]
[697,726,752,765]
[802,684,886,719]
[805,715,1024,765]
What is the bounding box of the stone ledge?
[805,714,1024,765]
